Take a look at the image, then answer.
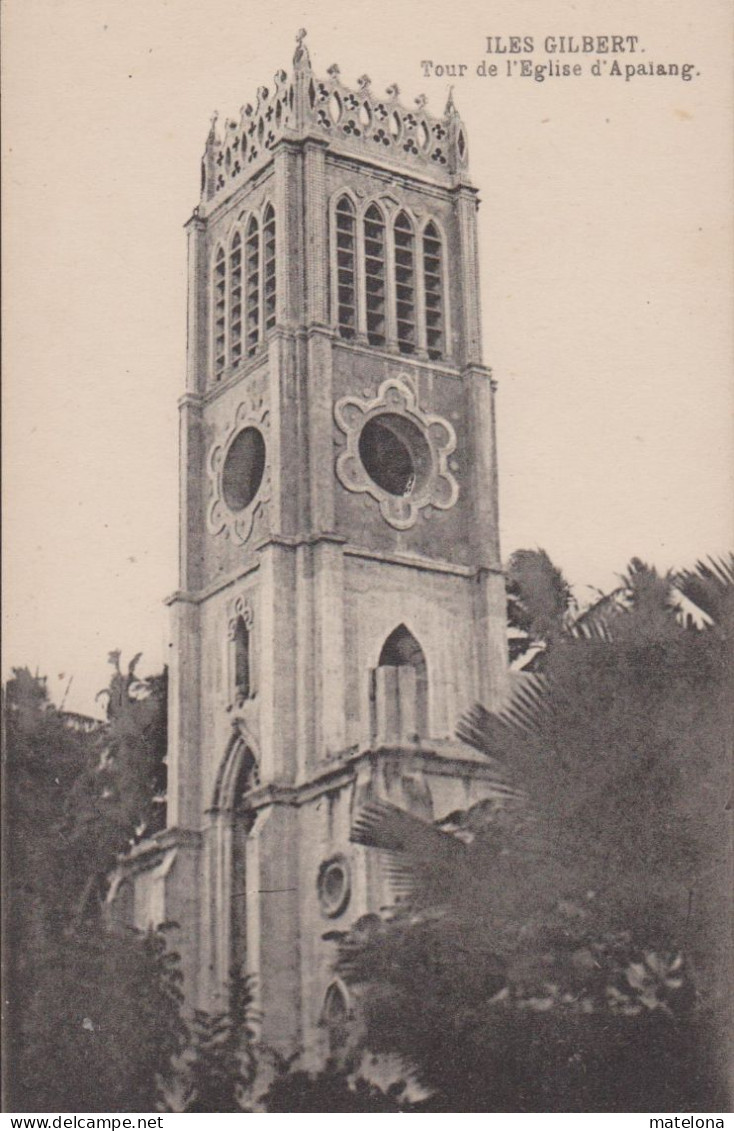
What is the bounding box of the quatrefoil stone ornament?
[208,400,271,545]
[334,375,459,530]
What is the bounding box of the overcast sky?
[3,0,732,716]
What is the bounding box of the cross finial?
[293,27,311,71]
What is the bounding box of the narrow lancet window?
[214,246,226,379]
[423,222,444,359]
[335,196,357,339]
[245,216,260,357]
[322,984,349,1057]
[263,204,276,333]
[229,231,243,367]
[233,616,251,701]
[364,204,386,347]
[394,212,416,354]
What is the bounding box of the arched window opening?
[373,624,428,744]
[213,247,227,379]
[335,196,356,339]
[394,212,416,355]
[423,222,444,359]
[228,745,258,812]
[364,204,386,347]
[378,623,427,672]
[229,232,243,367]
[322,983,350,1058]
[229,745,257,979]
[245,216,260,357]
[233,615,251,701]
[213,737,259,813]
[210,735,259,988]
[263,205,276,333]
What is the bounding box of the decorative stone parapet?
[201,30,470,208]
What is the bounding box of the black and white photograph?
[3,0,732,1117]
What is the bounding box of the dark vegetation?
[3,658,184,1111]
[332,554,733,1111]
[3,554,731,1111]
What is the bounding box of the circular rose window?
[358,413,432,498]
[222,427,266,512]
[317,856,351,918]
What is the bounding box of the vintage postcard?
[3,0,732,1117]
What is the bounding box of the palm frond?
[351,801,463,857]
[458,674,550,761]
[351,801,469,904]
[675,553,734,625]
[381,855,423,895]
[498,674,550,736]
[570,588,627,640]
[667,586,714,630]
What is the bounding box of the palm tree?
[506,548,574,669]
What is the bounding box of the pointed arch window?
[330,196,449,362]
[322,983,350,1057]
[394,212,416,355]
[245,216,260,357]
[335,196,357,340]
[373,624,428,743]
[211,206,277,383]
[364,204,386,347]
[263,204,276,333]
[213,246,227,379]
[423,222,444,359]
[229,232,243,367]
[233,615,251,701]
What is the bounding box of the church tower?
[116,32,508,1061]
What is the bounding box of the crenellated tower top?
[200,29,471,210]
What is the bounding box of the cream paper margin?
[1,0,732,1120]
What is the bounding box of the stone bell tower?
[116,31,508,1062]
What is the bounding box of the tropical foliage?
[3,661,184,1112]
[261,1062,411,1112]
[184,968,258,1112]
[4,553,731,1111]
[332,553,733,1111]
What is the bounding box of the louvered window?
[263,204,276,332]
[423,222,443,359]
[214,247,226,379]
[364,205,386,347]
[229,232,243,367]
[394,212,416,355]
[335,197,357,339]
[245,216,260,357]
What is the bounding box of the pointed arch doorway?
[208,731,259,999]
